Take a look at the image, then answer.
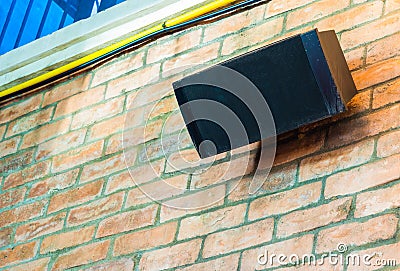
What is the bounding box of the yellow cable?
[0,0,238,98]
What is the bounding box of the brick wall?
[1,0,399,270]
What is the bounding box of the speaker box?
[173,29,357,158]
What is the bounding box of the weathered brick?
[52,241,110,270]
[70,96,124,130]
[80,153,127,183]
[52,141,103,172]
[67,192,124,226]
[332,89,371,120]
[139,239,201,271]
[28,169,78,198]
[0,125,6,139]
[372,77,400,109]
[277,197,352,238]
[159,185,225,222]
[96,204,157,238]
[178,254,240,271]
[121,119,162,150]
[316,214,398,253]
[248,182,322,221]
[367,32,400,64]
[113,221,177,255]
[325,153,400,198]
[6,107,53,137]
[203,219,274,258]
[344,47,365,70]
[81,258,134,271]
[147,29,202,63]
[163,43,220,76]
[36,129,86,160]
[355,182,400,217]
[40,226,95,253]
[4,257,49,271]
[48,180,103,213]
[203,5,266,43]
[221,17,284,56]
[43,74,92,106]
[314,1,383,32]
[352,56,400,90]
[15,212,66,242]
[89,114,125,141]
[0,187,26,209]
[21,117,71,148]
[0,137,20,158]
[265,0,311,17]
[0,241,37,268]
[240,235,314,270]
[377,130,400,158]
[341,13,400,50]
[162,111,186,135]
[0,95,42,125]
[385,0,400,14]
[3,161,51,190]
[326,104,400,148]
[178,204,246,240]
[92,51,144,86]
[0,150,33,174]
[148,95,178,119]
[0,227,12,248]
[299,139,374,182]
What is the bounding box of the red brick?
[52,141,103,172]
[355,182,400,217]
[179,254,239,271]
[43,74,92,106]
[299,139,374,182]
[248,182,322,221]
[163,43,220,76]
[344,47,365,70]
[314,1,383,32]
[178,204,246,240]
[240,235,314,270]
[372,77,400,109]
[352,56,400,90]
[70,96,124,130]
[89,114,125,141]
[54,86,104,118]
[286,0,349,30]
[6,107,53,137]
[3,161,51,190]
[0,187,26,209]
[0,241,37,268]
[341,13,400,50]
[325,153,400,198]
[15,212,66,242]
[4,257,49,271]
[28,169,78,198]
[147,29,201,63]
[377,130,400,158]
[0,150,34,175]
[96,204,158,238]
[221,17,284,56]
[81,258,134,271]
[148,95,178,119]
[346,242,400,271]
[92,51,144,86]
[0,228,12,248]
[159,185,225,222]
[124,175,188,207]
[0,95,42,125]
[385,0,400,14]
[203,219,274,258]
[40,226,95,253]
[48,180,103,213]
[52,241,110,270]
[0,137,20,158]
[80,153,127,183]
[36,129,86,160]
[21,117,71,148]
[139,239,201,271]
[326,104,400,148]
[277,197,352,238]
[316,214,398,253]
[67,192,124,226]
[265,0,311,17]
[228,163,297,202]
[332,89,371,120]
[113,221,177,256]
[203,5,265,43]
[367,32,400,64]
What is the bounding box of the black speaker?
[173,29,357,158]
